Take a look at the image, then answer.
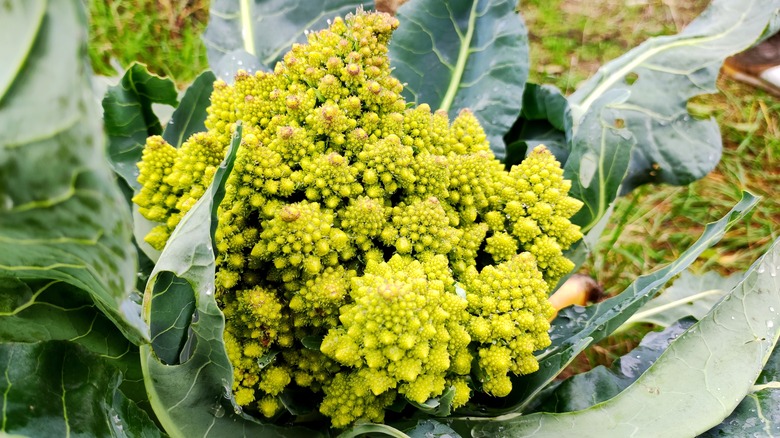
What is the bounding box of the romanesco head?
[133,9,583,428]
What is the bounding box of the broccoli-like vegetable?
[133,9,583,427]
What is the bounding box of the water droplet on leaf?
[210,403,225,418]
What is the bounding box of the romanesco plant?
[132,9,583,428]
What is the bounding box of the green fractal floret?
[288,265,354,328]
[463,253,555,396]
[382,197,458,255]
[133,9,583,428]
[318,255,471,424]
[320,371,396,428]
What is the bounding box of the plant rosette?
[1,0,779,437]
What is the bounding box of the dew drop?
[210,403,225,418]
[111,411,124,432]
[768,321,774,329]
[758,263,766,274]
[770,307,775,313]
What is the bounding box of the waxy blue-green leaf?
[622,269,743,330]
[468,193,758,415]
[0,1,44,100]
[408,386,456,417]
[103,63,179,191]
[449,237,780,438]
[568,0,779,193]
[338,423,411,438]
[203,0,373,74]
[404,420,461,438]
[0,341,162,437]
[148,271,196,365]
[162,70,217,148]
[140,125,320,437]
[212,49,266,84]
[701,389,780,437]
[0,0,145,344]
[389,0,528,160]
[564,89,634,232]
[503,83,571,169]
[531,318,695,413]
[702,308,780,436]
[0,278,147,407]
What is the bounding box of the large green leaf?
[449,237,780,438]
[463,193,758,415]
[0,0,145,344]
[702,297,780,436]
[0,1,45,99]
[701,334,780,437]
[564,90,634,232]
[103,63,179,191]
[701,388,780,437]
[162,70,217,148]
[404,420,461,438]
[0,341,162,437]
[568,0,779,193]
[140,125,320,437]
[203,0,373,75]
[389,0,528,160]
[0,278,146,406]
[700,348,780,437]
[531,318,696,414]
[503,83,571,169]
[621,270,743,330]
[148,271,197,365]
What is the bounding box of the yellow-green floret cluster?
[132,9,583,428]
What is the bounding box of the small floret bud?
[485,232,519,262]
[258,396,281,418]
[258,366,292,396]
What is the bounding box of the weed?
[88,0,209,86]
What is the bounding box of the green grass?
[88,0,209,86]
[523,0,702,94]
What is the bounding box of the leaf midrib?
[439,0,479,112]
[573,5,751,115]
